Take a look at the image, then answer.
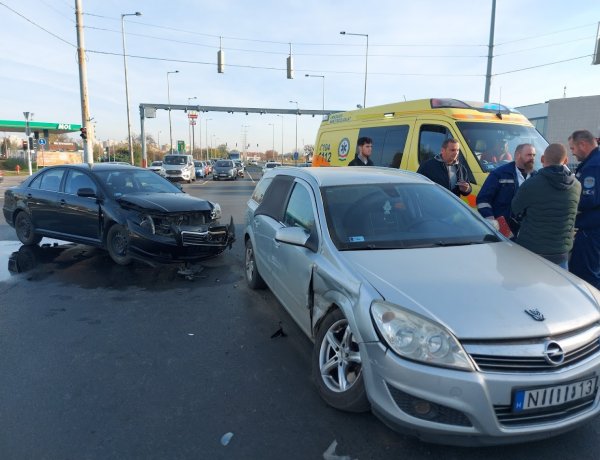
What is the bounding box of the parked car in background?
[203,161,212,176]
[244,165,600,445]
[212,159,238,181]
[3,164,234,265]
[148,160,166,177]
[262,161,281,174]
[234,160,245,177]
[162,154,196,183]
[194,160,206,179]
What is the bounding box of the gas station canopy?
[0,119,81,135]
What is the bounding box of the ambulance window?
[418,125,451,164]
[382,126,410,168]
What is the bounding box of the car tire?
[245,239,266,289]
[312,309,370,413]
[106,224,132,266]
[15,211,42,245]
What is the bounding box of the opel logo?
[543,341,565,365]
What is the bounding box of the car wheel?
[106,224,132,266]
[312,309,369,412]
[15,211,42,245]
[245,239,266,289]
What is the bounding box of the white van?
[162,154,196,183]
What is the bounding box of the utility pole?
[484,0,497,103]
[75,0,93,164]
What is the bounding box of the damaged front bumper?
[126,215,236,264]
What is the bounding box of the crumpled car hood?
[117,193,212,213]
[340,242,600,340]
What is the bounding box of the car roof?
[38,163,139,172]
[266,166,431,187]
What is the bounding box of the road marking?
[246,172,256,184]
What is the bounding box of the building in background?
[517,95,600,163]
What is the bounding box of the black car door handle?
[59,199,66,206]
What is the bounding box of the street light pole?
[340,31,368,108]
[166,70,179,153]
[268,123,275,160]
[305,74,325,111]
[156,130,161,160]
[276,114,284,163]
[205,118,212,161]
[121,11,141,165]
[187,96,197,155]
[289,100,298,164]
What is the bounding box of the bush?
[4,158,26,171]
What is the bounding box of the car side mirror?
[275,226,318,252]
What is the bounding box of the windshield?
[266,163,280,169]
[151,161,162,166]
[216,160,233,167]
[322,183,499,250]
[457,122,547,172]
[163,155,188,165]
[95,169,183,197]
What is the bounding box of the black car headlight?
[371,301,474,371]
[139,214,156,234]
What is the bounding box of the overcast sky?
[1,0,599,153]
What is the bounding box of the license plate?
[512,376,597,412]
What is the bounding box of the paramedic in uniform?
[476,143,536,235]
[569,130,600,288]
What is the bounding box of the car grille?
[166,170,181,175]
[493,394,597,426]
[153,213,210,237]
[464,324,600,373]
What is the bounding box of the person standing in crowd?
[348,137,374,166]
[511,143,580,268]
[568,130,600,287]
[416,138,472,197]
[476,143,536,236]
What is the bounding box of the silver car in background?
[244,166,600,445]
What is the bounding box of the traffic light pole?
[75,0,93,164]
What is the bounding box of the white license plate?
[512,376,597,412]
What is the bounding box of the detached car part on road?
[244,166,600,446]
[3,164,234,265]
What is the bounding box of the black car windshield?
[456,121,548,173]
[216,160,233,167]
[321,183,498,250]
[163,155,188,165]
[94,169,182,197]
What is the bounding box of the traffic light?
[28,137,34,150]
[80,127,87,140]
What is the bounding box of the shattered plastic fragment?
[220,432,234,446]
[323,440,355,460]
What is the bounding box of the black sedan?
[2,164,234,265]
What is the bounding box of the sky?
[1,0,599,155]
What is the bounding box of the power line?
[38,0,74,23]
[493,55,592,76]
[495,22,597,46]
[494,36,595,57]
[0,1,75,47]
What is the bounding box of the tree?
[303,144,314,159]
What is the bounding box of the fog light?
[412,400,438,420]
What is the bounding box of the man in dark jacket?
[476,143,536,235]
[511,143,581,268]
[348,137,374,166]
[416,138,471,197]
[568,130,600,287]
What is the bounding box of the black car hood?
[117,193,212,213]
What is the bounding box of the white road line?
[246,171,256,184]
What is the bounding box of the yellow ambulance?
[313,98,547,207]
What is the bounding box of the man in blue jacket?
[476,143,536,235]
[569,130,600,288]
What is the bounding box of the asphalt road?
[0,170,599,459]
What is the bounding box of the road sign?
[293,151,299,160]
[38,138,47,146]
[177,140,185,152]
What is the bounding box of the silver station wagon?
[244,166,600,445]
